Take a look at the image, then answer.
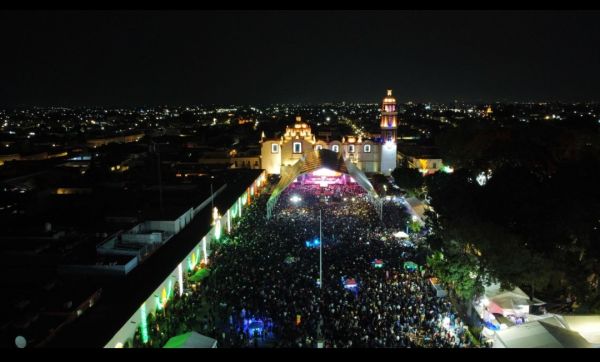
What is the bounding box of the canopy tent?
[558,315,600,346]
[266,148,379,218]
[404,261,418,271]
[493,318,592,348]
[475,283,536,320]
[393,231,409,239]
[163,332,218,348]
[344,278,358,288]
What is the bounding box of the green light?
[215,219,221,240]
[140,303,149,344]
[190,252,197,269]
[155,296,161,310]
[167,280,172,300]
[227,210,231,233]
[202,237,207,264]
[441,165,454,173]
[178,264,183,296]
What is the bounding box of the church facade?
[260,90,398,176]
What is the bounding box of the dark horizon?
[1,10,600,107]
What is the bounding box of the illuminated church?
[260,90,398,176]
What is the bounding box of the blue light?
[243,318,265,336]
[484,321,500,331]
[305,238,320,248]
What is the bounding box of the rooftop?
[45,168,262,347]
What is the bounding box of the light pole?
[210,176,215,211]
[154,141,164,217]
[318,208,324,348]
[319,208,323,290]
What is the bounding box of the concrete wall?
[146,220,177,234]
[59,257,138,277]
[121,232,163,244]
[97,243,140,257]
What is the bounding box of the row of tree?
[394,120,600,312]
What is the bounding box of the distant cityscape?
[2,100,598,166]
[1,91,599,348]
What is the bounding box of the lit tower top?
[283,116,314,142]
[380,89,397,142]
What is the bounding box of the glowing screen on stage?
[311,168,341,177]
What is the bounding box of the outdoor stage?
[293,168,357,187]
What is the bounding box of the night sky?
[1,10,600,106]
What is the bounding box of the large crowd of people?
[202,179,476,348]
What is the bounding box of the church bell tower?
[380,89,397,175]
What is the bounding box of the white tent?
[393,231,409,239]
[558,315,600,346]
[163,332,218,348]
[493,317,592,348]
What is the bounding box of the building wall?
[405,156,443,174]
[233,156,261,169]
[313,140,329,151]
[146,220,176,234]
[121,232,163,244]
[59,257,139,277]
[87,133,145,148]
[355,141,381,173]
[280,138,313,167]
[262,129,392,176]
[146,208,193,235]
[260,140,281,174]
[328,140,342,154]
[381,142,397,176]
[105,171,267,348]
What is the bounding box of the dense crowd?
[127,280,212,348]
[204,181,474,348]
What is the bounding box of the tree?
[408,220,422,234]
[427,250,483,301]
[425,117,600,310]
[391,166,424,197]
